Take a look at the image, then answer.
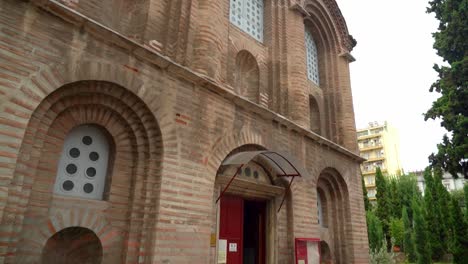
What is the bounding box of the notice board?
[295,238,320,264]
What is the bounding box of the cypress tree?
[375,167,391,246]
[362,175,371,211]
[464,184,468,225]
[412,197,431,264]
[433,168,450,252]
[367,211,384,253]
[423,167,444,260]
[402,206,416,262]
[449,196,468,263]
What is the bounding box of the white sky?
[337,0,447,172]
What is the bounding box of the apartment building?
[358,121,402,200]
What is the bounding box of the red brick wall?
[0,0,368,263]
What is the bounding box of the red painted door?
[220,196,243,264]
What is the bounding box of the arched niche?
[41,226,102,264]
[235,50,260,103]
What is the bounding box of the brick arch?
[3,81,163,263]
[235,50,260,103]
[227,38,269,106]
[302,0,355,53]
[206,129,266,178]
[17,208,120,263]
[316,167,353,263]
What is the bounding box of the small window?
[230,0,264,41]
[305,29,320,85]
[54,125,110,200]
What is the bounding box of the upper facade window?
[305,29,320,85]
[230,0,264,42]
[54,125,110,200]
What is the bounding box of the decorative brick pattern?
[0,0,369,263]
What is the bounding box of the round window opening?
[244,167,251,176]
[83,183,94,194]
[82,136,93,146]
[66,164,77,175]
[69,148,80,158]
[62,180,74,191]
[86,167,97,177]
[253,171,259,179]
[89,152,99,162]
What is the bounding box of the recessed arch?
[11,80,163,263]
[235,50,260,103]
[316,167,353,263]
[309,95,321,135]
[41,226,102,264]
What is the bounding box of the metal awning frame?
[215,151,304,212]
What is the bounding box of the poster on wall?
[295,238,320,264]
[218,239,227,263]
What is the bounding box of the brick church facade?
[0,0,369,263]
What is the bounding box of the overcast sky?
[337,0,448,172]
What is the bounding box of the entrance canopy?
[217,151,307,212]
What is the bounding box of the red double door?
[219,196,266,264]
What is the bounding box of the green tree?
[388,177,401,218]
[464,184,468,224]
[389,218,404,248]
[397,174,421,222]
[423,168,445,260]
[402,206,416,262]
[449,196,468,263]
[367,211,384,253]
[425,0,468,178]
[412,197,431,264]
[362,175,371,211]
[375,167,391,246]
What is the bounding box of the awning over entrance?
[216,151,307,212]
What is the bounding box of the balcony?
[362,168,387,176]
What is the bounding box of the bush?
[370,239,395,264]
[390,218,404,247]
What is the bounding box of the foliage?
[464,184,468,224]
[412,197,432,264]
[402,206,417,262]
[449,196,468,263]
[425,0,468,178]
[390,218,404,247]
[369,239,395,264]
[423,168,446,260]
[388,178,401,218]
[367,211,384,253]
[395,174,421,222]
[362,175,371,211]
[375,167,391,245]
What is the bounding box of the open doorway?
[243,200,266,264]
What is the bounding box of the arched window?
[317,189,328,227]
[230,0,264,41]
[305,29,320,85]
[53,125,110,200]
[317,190,323,226]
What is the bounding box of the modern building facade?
[0,0,369,263]
[357,121,402,200]
[412,171,467,195]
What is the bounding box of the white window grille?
[53,125,110,200]
[230,0,264,42]
[305,29,320,85]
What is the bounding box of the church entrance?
[219,196,266,264]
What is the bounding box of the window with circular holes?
[53,125,110,200]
